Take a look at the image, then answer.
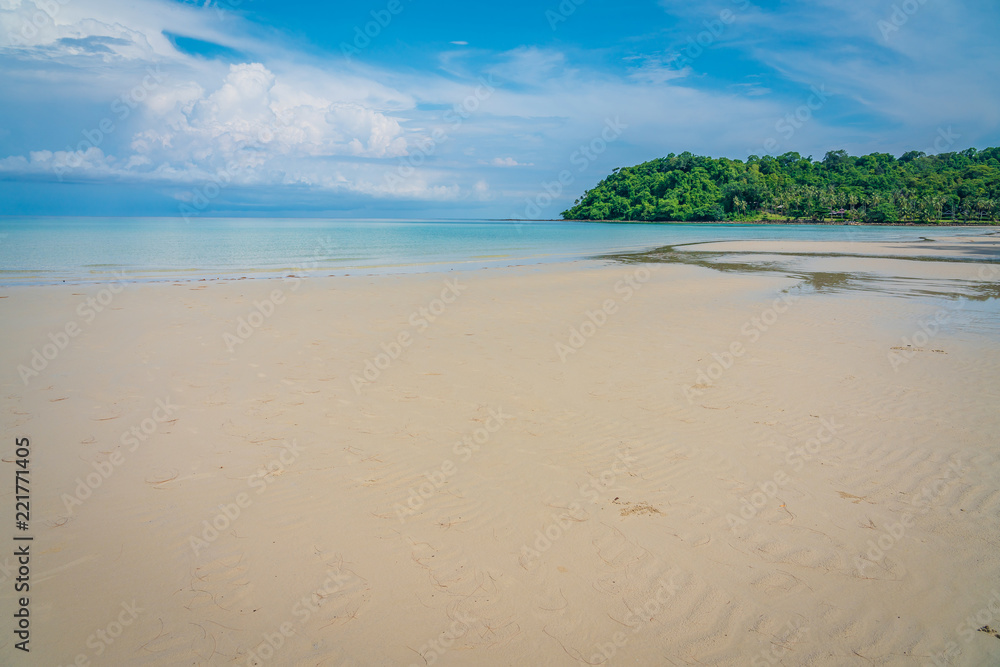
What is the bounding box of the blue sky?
[0,0,998,219]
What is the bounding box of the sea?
[0,217,992,287]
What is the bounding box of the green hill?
[561,148,1000,223]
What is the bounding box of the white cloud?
[0,146,116,178]
[626,56,690,85]
[2,0,189,59]
[695,0,1000,150]
[490,157,532,167]
[0,0,997,216]
[134,62,410,166]
[0,55,412,190]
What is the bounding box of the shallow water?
[0,217,994,286]
[603,237,1000,299]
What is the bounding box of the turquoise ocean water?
[0,217,991,286]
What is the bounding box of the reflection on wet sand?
[602,236,1000,301]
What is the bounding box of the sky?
[0,0,998,219]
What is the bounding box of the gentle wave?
[0,217,993,287]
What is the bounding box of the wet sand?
[2,235,1000,665]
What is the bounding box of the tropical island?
[561,147,1000,224]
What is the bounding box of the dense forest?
[561,148,1000,223]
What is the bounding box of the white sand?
[2,238,999,666]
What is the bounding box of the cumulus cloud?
[0,57,412,192]
[0,0,471,203]
[0,0,160,62]
[136,63,409,172]
[1,0,997,216]
[0,146,114,177]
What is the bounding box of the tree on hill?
[561,148,1000,223]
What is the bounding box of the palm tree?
[781,189,795,221]
[733,195,747,217]
[894,189,916,221]
[818,188,835,220]
[960,199,974,223]
[943,199,957,222]
[932,195,945,223]
[847,192,859,221]
[975,198,990,222]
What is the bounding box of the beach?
[2,234,1000,666]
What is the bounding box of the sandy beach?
[2,235,1000,666]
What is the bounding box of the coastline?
[3,237,999,665]
[0,219,995,288]
[559,218,1000,226]
[3,0,998,663]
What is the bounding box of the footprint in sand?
[837,491,874,504]
[611,497,663,517]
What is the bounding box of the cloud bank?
[0,0,997,217]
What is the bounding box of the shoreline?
[1,224,996,289]
[2,239,999,665]
[558,218,1000,226]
